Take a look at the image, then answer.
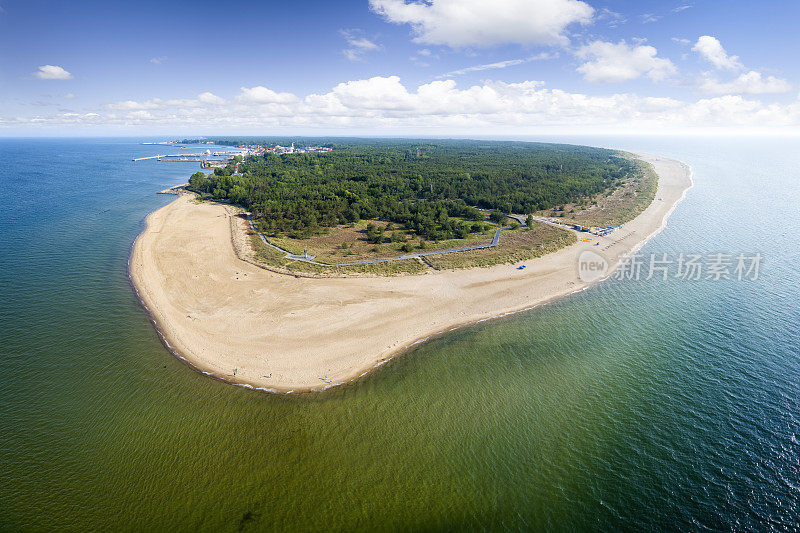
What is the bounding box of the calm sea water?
[1,136,798,531]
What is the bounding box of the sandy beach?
[129,153,692,393]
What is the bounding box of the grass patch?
[247,217,575,275]
[248,231,427,275]
[536,155,658,227]
[424,222,576,270]
[259,216,501,263]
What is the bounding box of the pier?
[133,151,243,162]
[162,151,241,157]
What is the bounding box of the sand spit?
[129,154,692,393]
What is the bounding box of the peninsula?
[129,140,692,392]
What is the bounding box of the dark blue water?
[1,137,799,531]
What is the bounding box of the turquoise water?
[1,137,799,531]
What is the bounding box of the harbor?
[131,141,334,168]
[132,149,245,162]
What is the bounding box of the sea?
[1,136,798,531]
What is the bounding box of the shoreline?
[129,153,693,394]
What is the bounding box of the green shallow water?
[1,137,799,531]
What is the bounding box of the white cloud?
[672,37,690,45]
[410,48,436,64]
[105,98,200,110]
[197,91,225,104]
[673,4,692,12]
[640,13,661,24]
[105,90,282,113]
[34,65,73,80]
[439,53,557,78]
[340,29,381,61]
[237,86,299,104]
[61,93,76,99]
[576,41,677,83]
[691,36,792,94]
[369,0,594,47]
[150,56,168,65]
[105,99,163,111]
[596,7,626,27]
[699,71,793,95]
[126,110,154,120]
[692,36,742,71]
[7,77,800,133]
[307,76,416,111]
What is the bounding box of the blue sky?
[1,0,799,135]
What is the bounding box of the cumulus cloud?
[237,86,299,104]
[698,71,793,95]
[692,36,742,71]
[340,29,382,61]
[692,36,792,94]
[307,76,416,111]
[197,91,225,104]
[105,99,163,111]
[244,77,791,128]
[8,76,800,132]
[34,65,73,80]
[369,0,594,47]
[576,40,677,83]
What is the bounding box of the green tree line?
[187,139,634,240]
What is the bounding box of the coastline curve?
[128,152,693,394]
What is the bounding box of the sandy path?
[129,153,692,392]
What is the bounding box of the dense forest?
[186,139,635,240]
